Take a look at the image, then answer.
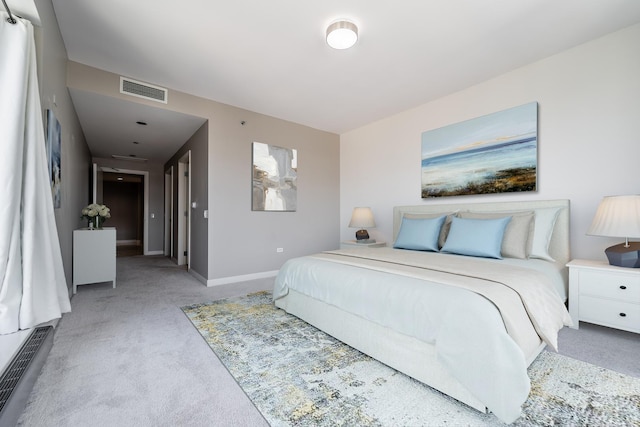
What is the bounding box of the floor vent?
[120,77,168,104]
[0,326,53,426]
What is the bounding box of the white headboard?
[393,199,571,269]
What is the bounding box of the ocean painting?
[252,142,297,211]
[421,102,537,198]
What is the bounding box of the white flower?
[98,206,110,217]
[81,203,111,221]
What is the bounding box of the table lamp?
[587,195,640,268]
[349,207,376,241]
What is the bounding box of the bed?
[273,199,573,424]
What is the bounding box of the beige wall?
[35,0,92,292]
[67,62,341,283]
[165,122,209,278]
[340,24,640,262]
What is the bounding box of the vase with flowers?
[81,203,111,229]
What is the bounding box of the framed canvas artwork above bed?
[421,102,538,198]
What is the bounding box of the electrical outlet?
[276,248,284,253]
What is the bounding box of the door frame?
[177,151,191,268]
[99,167,150,255]
[164,166,174,257]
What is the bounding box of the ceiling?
[36,1,640,162]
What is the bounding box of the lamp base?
[355,229,369,240]
[605,242,640,268]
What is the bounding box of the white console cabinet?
[73,228,116,294]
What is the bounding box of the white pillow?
[530,207,561,262]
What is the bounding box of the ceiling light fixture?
[326,20,358,50]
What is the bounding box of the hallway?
[116,244,143,257]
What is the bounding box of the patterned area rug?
[182,291,640,426]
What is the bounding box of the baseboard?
[189,269,207,285]
[144,251,164,256]
[206,270,279,287]
[117,240,141,246]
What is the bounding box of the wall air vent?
[120,77,168,104]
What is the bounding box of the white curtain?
[0,12,71,335]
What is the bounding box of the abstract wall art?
[46,109,62,208]
[421,102,538,198]
[252,142,297,211]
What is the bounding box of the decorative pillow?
[441,216,512,259]
[403,211,456,248]
[458,211,534,259]
[394,216,447,251]
[530,207,562,262]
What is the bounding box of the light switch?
[203,210,208,219]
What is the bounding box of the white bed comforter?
[273,247,572,423]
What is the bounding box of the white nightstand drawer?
[579,295,640,333]
[579,270,640,303]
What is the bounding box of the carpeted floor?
[16,255,640,426]
[17,255,271,427]
[116,244,143,257]
[182,291,640,427]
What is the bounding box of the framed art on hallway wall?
[46,109,62,208]
[252,142,297,211]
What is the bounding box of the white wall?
[340,24,640,262]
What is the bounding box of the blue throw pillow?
[441,216,512,259]
[393,216,446,251]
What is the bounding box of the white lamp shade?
[587,195,640,238]
[326,20,358,50]
[349,207,376,228]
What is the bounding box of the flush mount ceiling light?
[326,20,358,50]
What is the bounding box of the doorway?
[164,167,173,257]
[177,151,191,269]
[94,166,150,255]
[102,172,144,257]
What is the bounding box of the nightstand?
[566,259,639,333]
[340,240,386,249]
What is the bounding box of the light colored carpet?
[16,255,640,426]
[17,256,271,427]
[183,291,640,427]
